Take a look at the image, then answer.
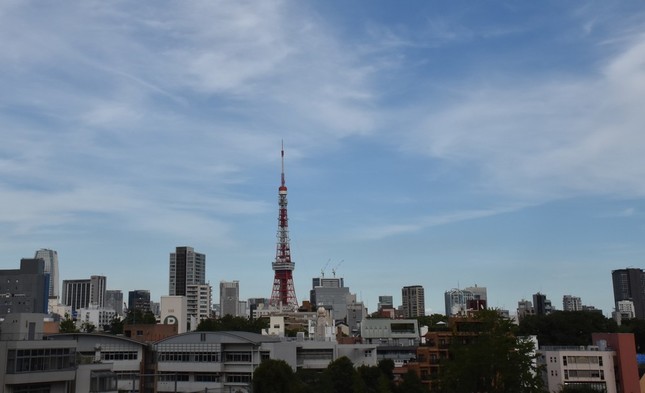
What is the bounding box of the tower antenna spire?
[281,140,285,188]
[270,142,298,310]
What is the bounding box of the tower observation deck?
[269,143,298,309]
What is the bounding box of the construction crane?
[320,259,331,278]
[331,260,344,277]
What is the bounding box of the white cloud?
[404,34,645,201]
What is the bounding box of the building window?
[224,352,252,363]
[6,348,76,374]
[226,373,251,383]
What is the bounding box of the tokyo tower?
[269,142,299,309]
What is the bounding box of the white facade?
[617,300,635,318]
[563,295,583,311]
[161,296,188,334]
[538,346,617,393]
[76,306,117,331]
[186,284,212,323]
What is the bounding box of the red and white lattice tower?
[269,143,299,309]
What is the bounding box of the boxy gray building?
[0,258,48,317]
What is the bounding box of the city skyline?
[2,2,645,315]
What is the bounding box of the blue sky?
[2,1,645,316]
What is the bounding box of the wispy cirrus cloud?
[403,33,645,202]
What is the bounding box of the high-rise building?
[612,268,645,319]
[533,292,553,316]
[402,285,425,318]
[34,249,59,299]
[562,295,582,311]
[445,288,474,316]
[169,246,206,296]
[62,275,106,312]
[105,290,124,315]
[310,275,351,321]
[220,281,240,317]
[0,259,49,317]
[128,290,151,313]
[187,284,212,322]
[517,299,534,320]
[269,144,298,310]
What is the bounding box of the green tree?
[324,356,357,393]
[439,310,544,393]
[418,314,449,331]
[80,321,96,333]
[397,370,427,393]
[253,359,299,393]
[196,315,268,333]
[123,309,156,324]
[518,311,617,346]
[107,316,124,334]
[59,314,78,333]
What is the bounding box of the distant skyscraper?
[533,292,553,316]
[310,274,352,321]
[128,290,151,313]
[378,295,394,311]
[0,259,48,317]
[612,268,645,319]
[62,275,106,312]
[402,285,425,318]
[34,249,59,299]
[105,290,124,315]
[220,281,240,317]
[562,295,582,311]
[517,299,534,320]
[445,288,475,316]
[169,246,206,296]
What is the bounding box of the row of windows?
[563,356,603,366]
[6,348,76,374]
[564,369,605,380]
[224,352,252,362]
[158,351,221,362]
[102,351,138,360]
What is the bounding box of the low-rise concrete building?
[360,318,419,366]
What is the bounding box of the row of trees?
[253,357,427,393]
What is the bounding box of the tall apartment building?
[0,259,49,317]
[517,299,534,321]
[34,249,59,299]
[220,281,240,317]
[612,268,645,319]
[62,276,106,311]
[187,284,212,322]
[169,246,206,296]
[563,295,582,311]
[533,292,553,316]
[402,285,425,318]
